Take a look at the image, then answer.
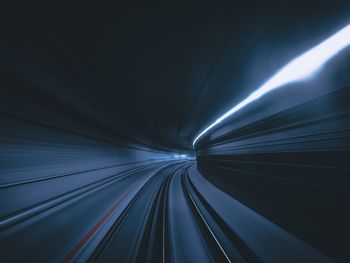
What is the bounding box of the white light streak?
[193,24,350,147]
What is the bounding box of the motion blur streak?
[193,24,350,146]
[1,2,350,263]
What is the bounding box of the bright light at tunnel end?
[172,153,195,160]
[193,24,350,147]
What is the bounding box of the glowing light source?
[193,24,350,147]
[173,154,189,159]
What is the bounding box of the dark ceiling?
[2,1,350,151]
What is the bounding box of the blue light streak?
[193,24,350,147]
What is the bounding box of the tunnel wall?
[196,85,350,260]
[0,106,171,229]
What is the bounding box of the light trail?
[193,24,350,147]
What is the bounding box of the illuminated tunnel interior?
[1,2,350,262]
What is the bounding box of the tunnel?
[1,2,350,262]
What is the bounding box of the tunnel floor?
[0,160,335,263]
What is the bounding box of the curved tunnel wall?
[0,106,173,227]
[196,82,350,260]
[1,2,350,262]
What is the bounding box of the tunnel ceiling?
[3,1,350,151]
